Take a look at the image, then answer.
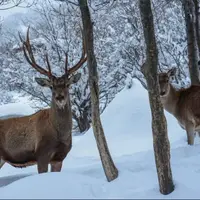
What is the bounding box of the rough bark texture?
[139,0,174,195]
[193,0,200,52]
[183,0,200,85]
[78,0,118,182]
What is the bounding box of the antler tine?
[20,27,52,78]
[67,28,87,76]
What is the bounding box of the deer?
[0,27,87,173]
[158,67,200,145]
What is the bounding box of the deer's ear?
[168,67,176,77]
[35,77,52,87]
[68,73,81,85]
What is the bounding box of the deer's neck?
[50,96,72,140]
[160,84,179,116]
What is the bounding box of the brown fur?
[0,74,81,173]
[1,27,87,173]
[159,68,200,145]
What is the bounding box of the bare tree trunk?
[193,0,200,52]
[78,0,118,182]
[72,110,91,133]
[139,0,174,195]
[77,116,90,133]
[183,0,200,85]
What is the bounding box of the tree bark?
[183,0,200,85]
[193,0,200,52]
[76,114,90,133]
[78,0,118,182]
[139,0,174,195]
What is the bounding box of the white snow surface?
[0,79,199,199]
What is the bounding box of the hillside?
[0,80,199,198]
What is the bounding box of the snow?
[0,95,34,118]
[0,102,33,118]
[0,79,199,198]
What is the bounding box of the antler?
[19,27,53,79]
[66,28,87,76]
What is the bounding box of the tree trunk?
[139,0,174,195]
[72,110,91,133]
[78,0,118,182]
[77,115,90,133]
[193,0,200,52]
[183,0,200,85]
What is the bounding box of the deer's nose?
[56,95,64,101]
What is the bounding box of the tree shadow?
[0,173,33,188]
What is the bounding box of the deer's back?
[176,85,200,124]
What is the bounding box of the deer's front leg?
[50,142,72,172]
[36,139,55,173]
[186,123,195,145]
[51,161,62,172]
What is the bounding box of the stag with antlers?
[0,27,87,173]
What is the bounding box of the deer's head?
[20,27,87,109]
[158,68,176,97]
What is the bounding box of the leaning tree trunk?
[78,0,118,182]
[139,0,174,195]
[183,0,200,85]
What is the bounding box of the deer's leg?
[50,142,71,173]
[36,140,55,174]
[37,152,52,173]
[51,161,62,172]
[194,132,200,137]
[185,123,195,145]
[197,132,200,137]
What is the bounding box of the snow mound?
[71,80,186,158]
[0,102,33,118]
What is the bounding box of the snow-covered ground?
[0,79,199,199]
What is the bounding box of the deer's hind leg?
[197,132,200,137]
[186,123,195,145]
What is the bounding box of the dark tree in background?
[139,0,174,195]
[78,0,118,182]
[193,0,200,51]
[183,0,200,85]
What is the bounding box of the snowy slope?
[0,79,199,198]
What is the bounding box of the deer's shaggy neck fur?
[50,94,72,141]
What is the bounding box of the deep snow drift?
[0,80,199,199]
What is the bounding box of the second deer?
[158,68,200,145]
